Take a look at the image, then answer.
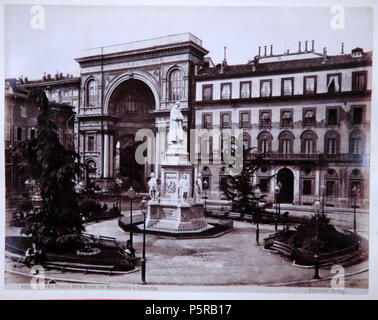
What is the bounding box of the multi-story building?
[195,42,371,209]
[9,34,370,209]
[4,78,75,193]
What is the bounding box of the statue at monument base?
[144,101,208,233]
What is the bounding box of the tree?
[221,142,273,216]
[11,89,84,252]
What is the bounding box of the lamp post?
[141,197,147,284]
[320,185,326,218]
[255,186,261,245]
[352,185,359,233]
[203,179,209,213]
[126,186,137,245]
[274,184,281,232]
[313,200,321,279]
[115,178,123,214]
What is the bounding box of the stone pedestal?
[145,144,208,233]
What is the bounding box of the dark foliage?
[11,89,84,252]
[275,214,356,255]
[221,143,273,216]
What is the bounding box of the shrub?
[80,199,103,219]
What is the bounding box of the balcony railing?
[79,107,102,116]
[246,153,369,163]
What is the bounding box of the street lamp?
[126,186,137,245]
[313,200,321,279]
[115,177,123,214]
[203,179,209,213]
[352,185,359,233]
[274,184,281,232]
[320,185,326,218]
[255,186,261,245]
[140,197,148,284]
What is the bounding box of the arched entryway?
[109,79,155,192]
[277,168,294,203]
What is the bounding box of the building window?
[87,79,98,107]
[202,84,213,101]
[30,128,36,140]
[260,79,272,97]
[351,106,364,124]
[5,123,10,141]
[326,107,339,126]
[303,76,317,94]
[280,110,293,127]
[259,178,269,193]
[279,131,294,154]
[352,71,367,92]
[324,131,340,154]
[258,131,272,154]
[301,130,317,154]
[303,108,316,126]
[326,181,336,196]
[350,180,362,198]
[220,112,231,128]
[242,133,251,150]
[281,77,294,96]
[16,127,23,141]
[302,180,312,195]
[240,81,251,99]
[202,113,212,129]
[259,110,271,127]
[349,130,364,154]
[220,83,232,100]
[327,73,341,93]
[169,69,183,101]
[239,111,250,128]
[20,106,27,118]
[87,135,95,152]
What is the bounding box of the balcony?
[246,153,369,163]
[78,107,102,116]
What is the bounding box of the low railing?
[81,232,119,248]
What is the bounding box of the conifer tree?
[12,89,84,252]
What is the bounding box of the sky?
[4,3,373,80]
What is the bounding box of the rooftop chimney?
[298,41,302,53]
[311,40,314,52]
[264,45,267,56]
[322,47,328,63]
[305,41,308,52]
[270,45,273,56]
[341,42,344,54]
[258,46,261,56]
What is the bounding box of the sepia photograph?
[1,0,376,299]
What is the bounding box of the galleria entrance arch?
[75,33,209,191]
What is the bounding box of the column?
[103,133,109,178]
[109,134,114,178]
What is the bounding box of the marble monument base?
[146,201,208,232]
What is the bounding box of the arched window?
[242,132,251,150]
[324,130,340,154]
[87,79,98,107]
[300,130,317,154]
[349,130,365,154]
[278,131,294,154]
[168,69,183,101]
[257,131,273,153]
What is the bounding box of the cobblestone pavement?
[5,218,368,289]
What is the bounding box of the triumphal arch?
[75,33,208,191]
